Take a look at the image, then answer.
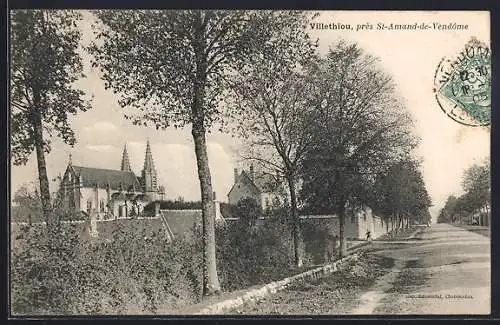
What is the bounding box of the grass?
[375,226,419,241]
[373,259,430,314]
[227,252,395,315]
[453,224,490,238]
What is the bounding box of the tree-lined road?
[366,223,490,314]
[230,224,490,315]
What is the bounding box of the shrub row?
[11,205,338,314]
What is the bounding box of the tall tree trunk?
[32,91,53,229]
[287,175,302,268]
[192,126,220,296]
[192,12,220,296]
[338,199,347,257]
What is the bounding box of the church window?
[100,200,105,213]
[118,205,123,217]
[87,199,92,211]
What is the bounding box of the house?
[59,139,166,220]
[227,165,288,211]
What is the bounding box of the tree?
[230,20,318,267]
[300,41,418,256]
[373,159,432,231]
[11,10,90,228]
[12,182,42,223]
[89,10,312,295]
[461,160,490,225]
[437,160,490,226]
[438,195,458,223]
[234,197,261,230]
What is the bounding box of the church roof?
[71,166,141,190]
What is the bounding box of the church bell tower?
[141,139,158,201]
[121,143,132,172]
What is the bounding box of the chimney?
[234,168,238,183]
[250,164,255,181]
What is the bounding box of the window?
[69,191,75,209]
[100,200,105,213]
[118,205,123,217]
[87,199,92,211]
[363,212,367,221]
[265,198,270,208]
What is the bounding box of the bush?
[12,201,338,315]
[11,220,202,315]
[215,207,294,292]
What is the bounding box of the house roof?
[227,171,261,198]
[71,165,141,190]
[252,172,283,193]
[228,170,283,199]
[161,210,202,239]
[92,211,220,242]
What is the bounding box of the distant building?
[59,139,166,219]
[227,165,288,210]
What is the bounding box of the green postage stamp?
[434,38,491,126]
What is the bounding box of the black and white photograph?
[9,9,491,316]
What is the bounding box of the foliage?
[229,11,317,268]
[299,40,418,252]
[215,215,294,292]
[144,200,202,212]
[11,221,202,315]
[437,195,458,223]
[460,160,490,216]
[232,197,261,227]
[89,10,320,295]
[11,222,84,314]
[372,159,432,224]
[12,182,43,222]
[11,10,90,163]
[438,159,490,225]
[11,10,91,225]
[12,210,338,314]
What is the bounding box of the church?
[59,140,165,220]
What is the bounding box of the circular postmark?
[433,38,491,126]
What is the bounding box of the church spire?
[121,143,132,172]
[143,138,155,172]
[141,138,158,196]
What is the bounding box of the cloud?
[83,121,118,133]
[86,144,114,152]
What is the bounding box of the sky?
[10,11,490,223]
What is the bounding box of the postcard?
[10,10,490,316]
